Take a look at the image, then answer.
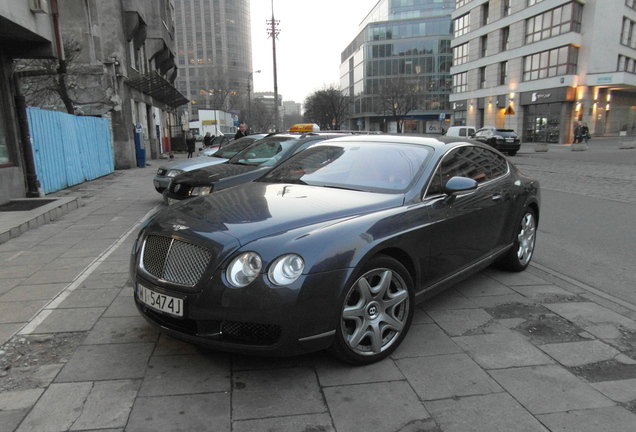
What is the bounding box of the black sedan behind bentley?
[131,135,539,364]
[163,132,350,205]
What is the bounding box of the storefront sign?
[597,75,613,84]
[532,92,552,102]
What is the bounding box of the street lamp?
[247,70,261,128]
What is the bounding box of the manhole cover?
[0,199,57,212]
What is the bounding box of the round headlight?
[227,252,262,287]
[191,186,213,196]
[268,254,305,286]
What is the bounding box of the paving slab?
[539,340,623,367]
[537,406,636,432]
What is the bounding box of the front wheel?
[498,208,537,272]
[330,256,414,365]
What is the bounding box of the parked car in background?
[444,125,476,138]
[131,135,540,364]
[198,134,234,156]
[153,135,267,194]
[471,127,521,156]
[163,132,351,205]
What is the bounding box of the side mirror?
[444,176,478,196]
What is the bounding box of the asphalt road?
[514,138,636,307]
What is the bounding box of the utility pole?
[267,0,280,132]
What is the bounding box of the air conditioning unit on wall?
[30,0,49,14]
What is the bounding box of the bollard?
[534,143,548,152]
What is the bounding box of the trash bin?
[136,148,146,168]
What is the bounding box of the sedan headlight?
[268,254,304,286]
[167,169,185,177]
[227,252,262,287]
[191,185,213,196]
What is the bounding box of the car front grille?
[221,321,282,345]
[141,235,212,287]
[168,182,193,198]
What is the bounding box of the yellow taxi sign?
[288,123,320,133]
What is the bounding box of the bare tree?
[250,99,276,133]
[16,36,114,115]
[303,84,349,130]
[375,77,424,133]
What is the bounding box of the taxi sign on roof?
[288,123,320,133]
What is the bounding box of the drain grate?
[0,199,57,212]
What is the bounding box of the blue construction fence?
[27,107,115,194]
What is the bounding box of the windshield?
[211,136,260,159]
[229,137,297,166]
[259,142,432,193]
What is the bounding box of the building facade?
[173,0,252,125]
[340,0,455,133]
[0,1,57,204]
[450,0,636,143]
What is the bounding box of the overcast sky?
[249,0,378,105]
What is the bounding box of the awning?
[128,71,189,108]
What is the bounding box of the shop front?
[520,87,576,144]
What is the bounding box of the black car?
[162,132,351,205]
[131,135,539,365]
[471,126,521,156]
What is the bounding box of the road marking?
[17,204,162,336]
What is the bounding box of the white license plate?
[154,180,160,188]
[167,197,180,205]
[136,284,183,317]
[505,138,514,142]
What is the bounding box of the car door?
[421,146,512,285]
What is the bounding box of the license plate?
[154,180,160,188]
[167,197,180,205]
[505,138,514,142]
[136,284,183,317]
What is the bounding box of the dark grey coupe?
[130,135,540,364]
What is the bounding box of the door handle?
[492,194,502,202]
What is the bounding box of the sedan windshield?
[211,136,261,159]
[259,142,432,193]
[228,137,297,166]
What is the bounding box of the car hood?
[148,182,404,246]
[172,163,264,186]
[159,156,227,172]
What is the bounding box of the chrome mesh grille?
[142,235,212,286]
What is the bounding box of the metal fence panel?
[27,108,114,194]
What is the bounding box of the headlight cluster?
[191,185,213,196]
[226,252,305,288]
[167,169,185,177]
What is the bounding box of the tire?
[330,255,414,365]
[508,151,517,156]
[498,208,537,272]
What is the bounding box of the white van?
[444,126,476,138]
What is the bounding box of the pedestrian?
[581,122,590,144]
[203,132,212,148]
[234,123,248,140]
[186,132,195,158]
[573,121,582,143]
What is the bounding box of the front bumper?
[133,267,353,357]
[153,176,171,193]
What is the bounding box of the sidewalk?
[2,151,636,431]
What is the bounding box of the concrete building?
[340,0,455,134]
[173,0,252,127]
[450,0,636,143]
[0,0,57,204]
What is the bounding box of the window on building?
[453,110,467,126]
[454,14,470,37]
[503,0,512,16]
[528,0,545,5]
[479,66,487,89]
[499,61,508,85]
[525,2,583,44]
[453,72,468,93]
[482,2,490,26]
[618,55,636,73]
[453,43,470,66]
[455,0,473,8]
[501,27,510,52]
[628,0,636,11]
[523,45,578,81]
[621,18,636,49]
[480,35,488,57]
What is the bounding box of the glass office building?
[340,0,455,133]
[173,0,252,122]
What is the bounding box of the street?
[1,138,636,432]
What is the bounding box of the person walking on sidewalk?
[186,132,196,158]
[581,122,590,144]
[573,121,582,143]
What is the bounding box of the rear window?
[495,130,517,137]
